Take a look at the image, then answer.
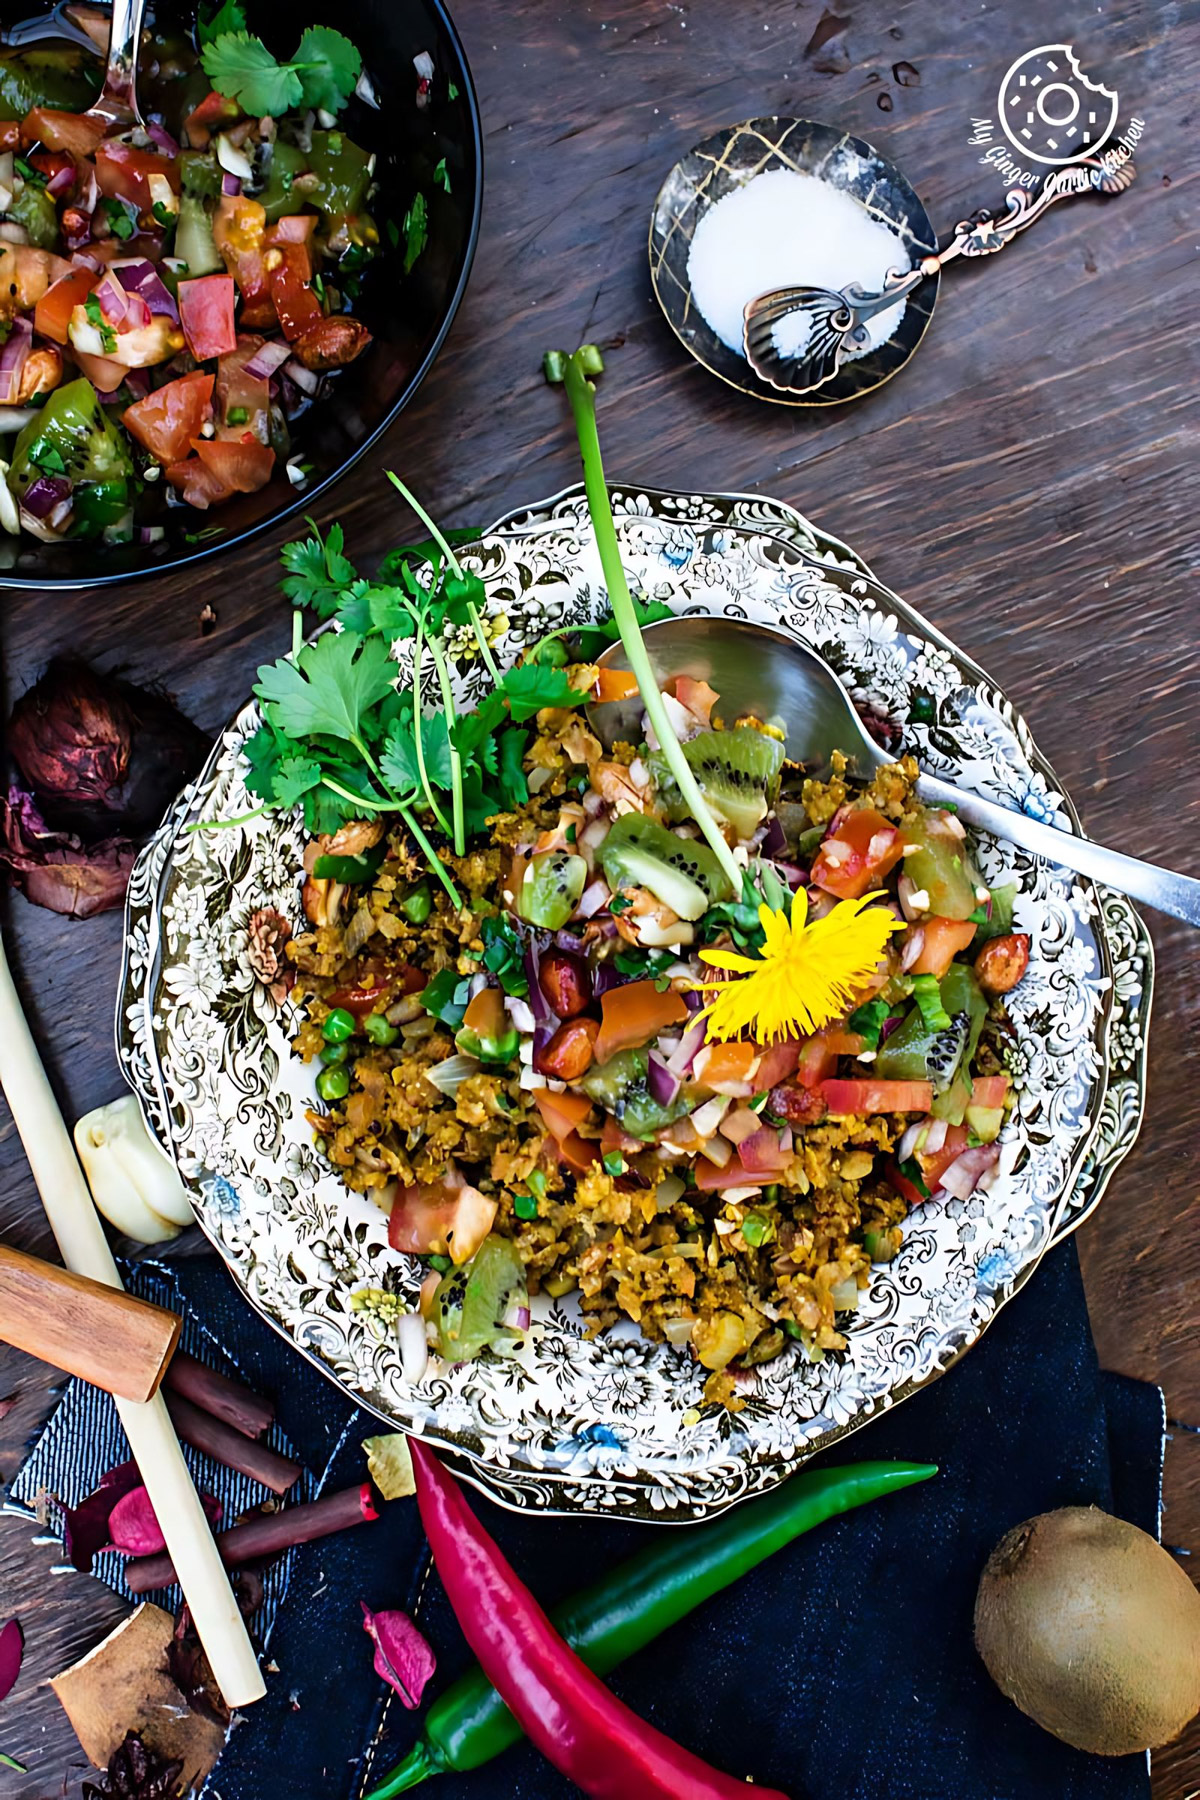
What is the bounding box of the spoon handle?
[933,155,1136,278]
[915,773,1200,927]
[88,0,147,126]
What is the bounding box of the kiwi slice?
[517,851,587,930]
[598,813,733,921]
[649,727,785,840]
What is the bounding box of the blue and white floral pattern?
[116,488,1151,1522]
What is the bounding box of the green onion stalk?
[548,347,743,895]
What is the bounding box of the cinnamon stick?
[164,1392,299,1495]
[164,1351,275,1440]
[124,1484,379,1595]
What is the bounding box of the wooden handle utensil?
[0,1244,181,1402]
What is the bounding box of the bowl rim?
[0,0,485,591]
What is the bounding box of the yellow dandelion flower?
[695,888,903,1044]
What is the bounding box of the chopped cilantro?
[202,23,361,117]
[100,196,136,240]
[84,289,117,352]
[602,1151,626,1176]
[401,192,428,273]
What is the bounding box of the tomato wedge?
[178,274,238,360]
[821,1078,934,1115]
[94,141,180,209]
[123,371,214,464]
[388,1178,497,1264]
[22,107,107,157]
[183,90,243,148]
[969,1075,1009,1110]
[265,214,317,280]
[72,348,128,393]
[268,243,323,340]
[810,807,905,900]
[34,265,96,345]
[593,979,688,1064]
[327,957,424,1018]
[164,454,230,509]
[796,1032,839,1089]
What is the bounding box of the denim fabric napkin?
[5,1241,1164,1800]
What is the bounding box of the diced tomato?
[94,141,180,209]
[268,244,323,341]
[165,455,229,508]
[183,90,243,148]
[34,265,96,345]
[910,916,978,978]
[885,1160,929,1208]
[810,807,905,900]
[178,275,238,360]
[265,214,317,280]
[824,1029,865,1056]
[593,979,688,1064]
[123,371,215,465]
[694,1155,759,1191]
[388,1177,497,1265]
[737,1126,791,1174]
[821,1078,934,1115]
[917,1123,969,1187]
[532,1087,594,1143]
[666,676,719,728]
[22,107,107,157]
[192,435,275,495]
[326,958,423,1018]
[214,338,269,443]
[0,122,19,152]
[72,348,128,393]
[796,1033,839,1089]
[970,1075,1009,1110]
[556,1130,602,1176]
[28,149,75,192]
[754,1037,802,1089]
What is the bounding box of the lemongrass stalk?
[555,350,742,893]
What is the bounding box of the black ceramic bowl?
[0,0,482,587]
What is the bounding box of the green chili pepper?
[366,1459,936,1795]
[364,1012,399,1047]
[910,974,951,1032]
[316,1064,350,1102]
[313,843,386,884]
[403,882,433,924]
[322,1007,356,1044]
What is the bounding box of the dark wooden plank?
[2,0,1198,1792]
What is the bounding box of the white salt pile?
[687,167,911,364]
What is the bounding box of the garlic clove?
[73,1095,192,1241]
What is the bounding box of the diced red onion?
[221,171,242,196]
[899,926,925,972]
[136,525,165,545]
[531,1023,556,1064]
[738,1127,790,1175]
[21,473,71,519]
[48,496,74,531]
[46,163,74,198]
[95,271,131,325]
[71,250,102,273]
[503,1303,531,1333]
[396,1311,428,1383]
[147,120,181,156]
[243,338,291,379]
[574,878,609,920]
[553,928,587,954]
[924,1117,948,1156]
[283,356,320,396]
[0,315,32,404]
[879,1013,902,1044]
[776,861,806,888]
[114,259,179,321]
[647,1051,681,1108]
[897,874,923,922]
[666,1017,706,1077]
[523,943,554,1025]
[936,1143,1000,1201]
[762,815,788,858]
[592,962,623,998]
[682,988,703,1014]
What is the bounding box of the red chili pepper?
[408,1438,791,1800]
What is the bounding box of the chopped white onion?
[655,1173,686,1211]
[215,132,255,182]
[504,995,538,1035]
[662,1315,697,1348]
[689,1095,730,1138]
[425,1054,478,1097]
[397,1310,429,1382]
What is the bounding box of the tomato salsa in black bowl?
[0,0,481,585]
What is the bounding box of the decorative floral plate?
[118,498,1151,1520]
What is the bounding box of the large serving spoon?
[591,617,1200,926]
[743,156,1136,398]
[83,0,146,129]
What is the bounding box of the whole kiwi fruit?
[974,1506,1200,1755]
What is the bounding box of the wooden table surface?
[1,0,1197,1793]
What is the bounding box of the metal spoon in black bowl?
[82,0,145,127]
[591,617,1200,927]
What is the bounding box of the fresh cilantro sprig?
[202,23,361,119]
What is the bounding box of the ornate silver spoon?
[592,615,1200,926]
[743,155,1136,398]
[84,0,147,129]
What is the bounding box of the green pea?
[319,1041,350,1066]
[364,1012,399,1047]
[322,1007,356,1044]
[316,1065,351,1102]
[742,1211,776,1248]
[513,1191,539,1220]
[402,883,433,924]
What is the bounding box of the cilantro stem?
[428,636,465,855]
[292,608,304,658]
[320,775,461,905]
[410,620,453,840]
[554,349,742,892]
[184,804,269,835]
[386,470,500,680]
